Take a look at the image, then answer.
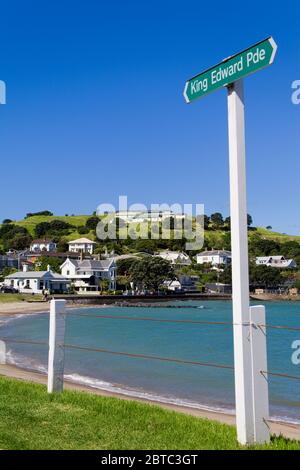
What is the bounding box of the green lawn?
[0,293,43,303]
[0,376,299,450]
[15,215,92,236]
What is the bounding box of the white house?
[196,250,232,266]
[155,251,191,266]
[4,265,70,294]
[60,257,116,292]
[68,238,96,255]
[114,210,185,223]
[30,239,57,253]
[164,275,199,292]
[255,256,297,269]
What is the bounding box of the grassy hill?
[10,214,300,242]
[15,215,93,238]
[1,213,300,256]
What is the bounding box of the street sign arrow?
[183,37,277,103]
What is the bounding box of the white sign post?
[183,39,276,445]
[227,79,254,444]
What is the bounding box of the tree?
[35,256,62,273]
[10,234,32,250]
[203,215,210,230]
[224,216,231,229]
[26,210,53,218]
[99,278,110,293]
[266,226,272,230]
[35,222,51,237]
[78,226,89,235]
[210,212,224,229]
[116,257,136,275]
[2,219,12,224]
[129,257,175,292]
[85,216,100,231]
[249,264,283,289]
[0,224,32,250]
[56,241,69,253]
[247,214,253,227]
[35,220,72,238]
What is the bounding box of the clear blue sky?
[0,1,299,233]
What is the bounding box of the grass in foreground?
[0,376,299,450]
[0,293,43,303]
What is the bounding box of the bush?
[35,220,73,238]
[85,217,100,231]
[25,210,53,218]
[78,226,89,235]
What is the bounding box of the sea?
[0,300,299,424]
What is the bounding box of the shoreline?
[1,294,299,317]
[0,301,110,316]
[0,363,300,441]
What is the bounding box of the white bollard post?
[0,340,6,364]
[250,305,270,443]
[47,299,66,393]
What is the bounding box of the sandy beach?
[0,300,103,316]
[0,301,49,316]
[0,363,299,442]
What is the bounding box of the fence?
[0,299,300,446]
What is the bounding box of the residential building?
[0,255,18,271]
[196,250,232,266]
[4,265,70,294]
[164,275,199,292]
[68,238,96,255]
[30,239,57,253]
[255,256,297,269]
[155,251,191,266]
[205,283,232,294]
[60,257,116,292]
[113,210,185,223]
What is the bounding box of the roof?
[5,270,68,280]
[157,251,189,257]
[68,238,96,244]
[62,257,114,271]
[31,239,55,244]
[197,250,232,257]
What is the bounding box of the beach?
[0,301,49,316]
[0,362,300,441]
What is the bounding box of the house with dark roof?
[60,257,116,292]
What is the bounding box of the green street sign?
[183,37,277,103]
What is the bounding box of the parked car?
[0,285,19,293]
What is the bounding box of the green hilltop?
[1,212,300,258]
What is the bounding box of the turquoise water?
[0,300,300,424]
